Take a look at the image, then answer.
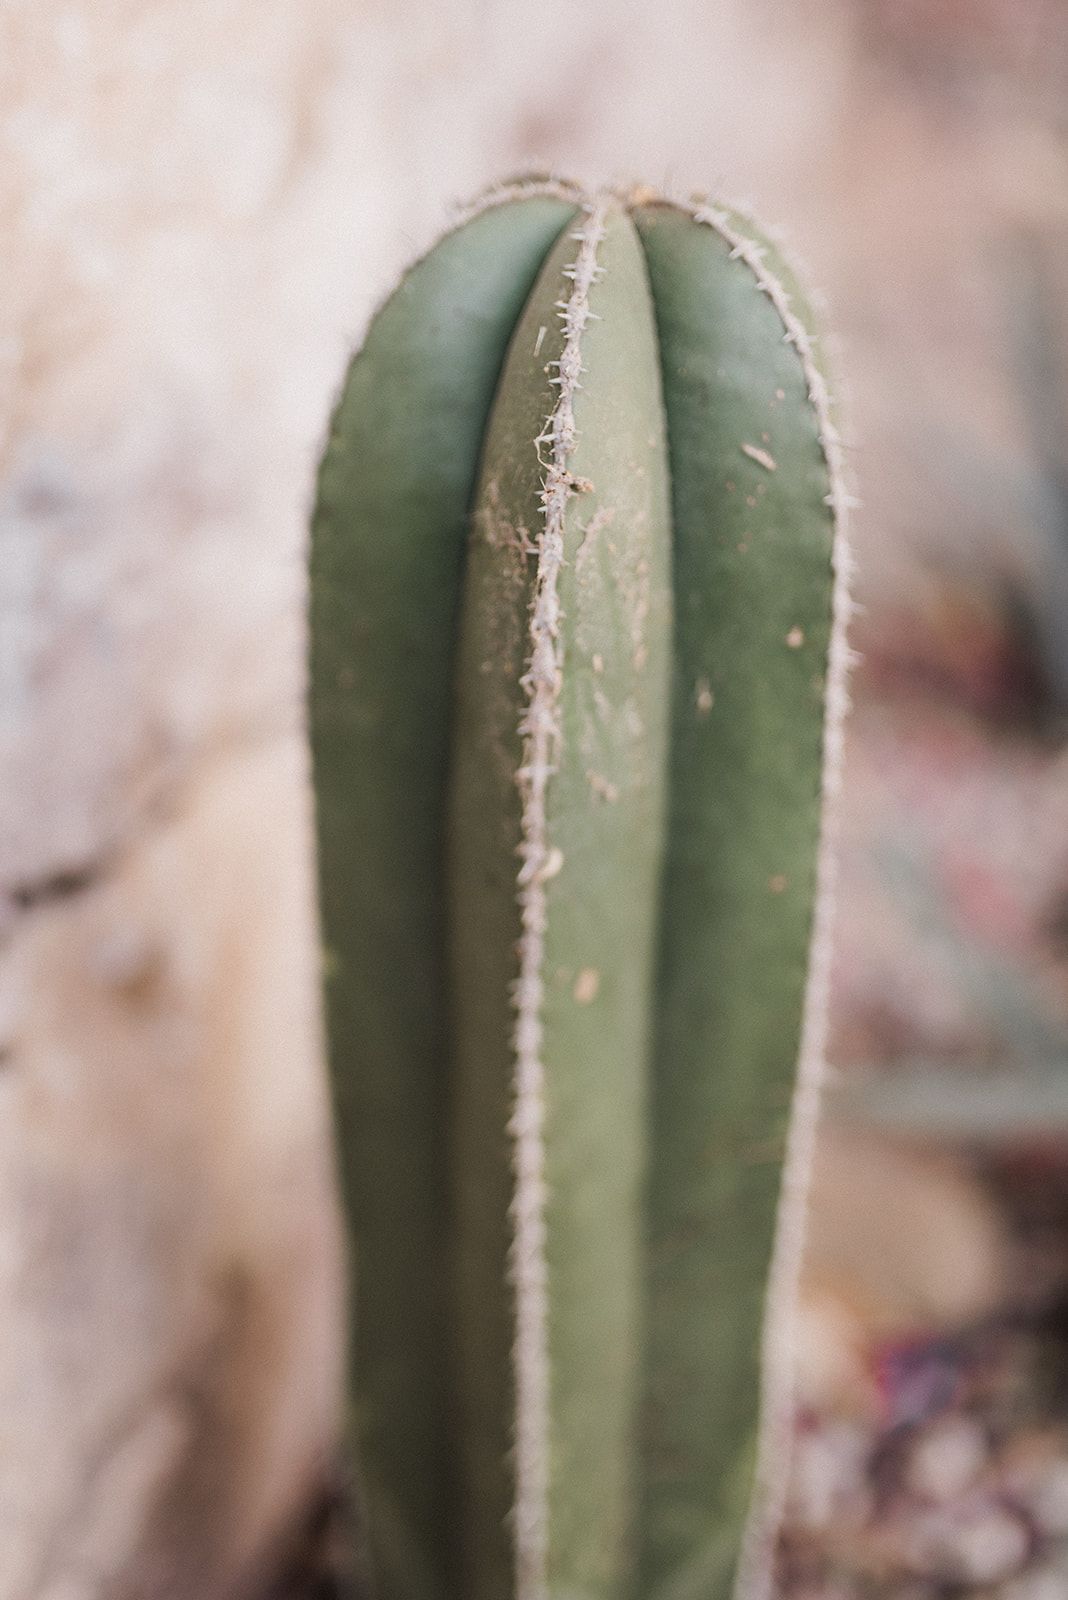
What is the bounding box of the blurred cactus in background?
[771,13,1068,1595]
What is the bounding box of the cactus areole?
[309,179,852,1600]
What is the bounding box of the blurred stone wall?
[3,0,1068,1593]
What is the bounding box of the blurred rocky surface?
[776,8,1068,1596]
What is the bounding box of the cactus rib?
[510,196,613,1597]
[449,198,674,1599]
[680,202,854,1600]
[309,182,582,1599]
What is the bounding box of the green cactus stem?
[309,178,852,1600]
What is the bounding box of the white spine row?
[510,198,609,1600]
[452,174,586,228]
[687,202,857,1600]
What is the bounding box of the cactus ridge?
[449,197,673,1599]
[511,196,614,1596]
[309,180,854,1600]
[680,200,855,1600]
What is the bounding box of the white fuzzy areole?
[509,196,611,1600]
[683,202,857,1600]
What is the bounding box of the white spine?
[452,174,587,227]
[510,197,609,1600]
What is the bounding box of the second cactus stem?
[309,180,852,1600]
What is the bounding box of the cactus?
[309,178,852,1600]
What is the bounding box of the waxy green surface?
[310,195,579,1600]
[448,208,672,1599]
[309,190,837,1600]
[634,204,834,1600]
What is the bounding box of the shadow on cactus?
[308,178,853,1600]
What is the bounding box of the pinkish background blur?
[3,2,1068,1595]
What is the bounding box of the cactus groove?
[309,179,852,1600]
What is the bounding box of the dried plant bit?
[873,1334,969,1432]
[904,1500,1030,1587]
[1002,1558,1068,1600]
[778,1299,1068,1600]
[999,1428,1068,1537]
[787,1417,875,1532]
[903,1415,989,1505]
